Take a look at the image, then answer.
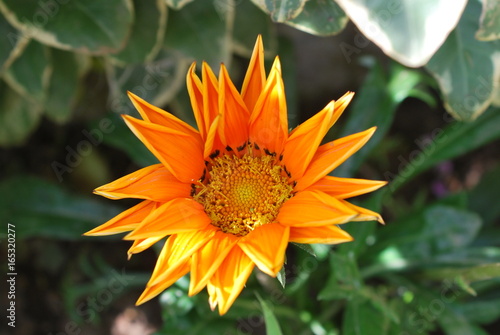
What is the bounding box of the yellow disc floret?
[194,152,294,236]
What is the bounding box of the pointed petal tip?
[93,188,115,199]
[126,90,137,100]
[135,293,149,306]
[378,216,386,225]
[83,226,107,236]
[271,56,282,73]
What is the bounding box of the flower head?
[86,36,386,315]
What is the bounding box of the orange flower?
[85,36,386,315]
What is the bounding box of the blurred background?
[1,0,500,334]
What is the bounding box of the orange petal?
[277,190,358,227]
[127,91,198,136]
[147,228,217,287]
[202,62,220,129]
[125,198,211,240]
[127,235,164,258]
[84,200,156,236]
[241,35,266,114]
[204,115,221,158]
[308,175,387,199]
[296,127,376,191]
[189,232,239,296]
[210,245,255,315]
[249,57,288,154]
[218,64,250,150]
[341,200,385,224]
[122,115,204,183]
[239,223,289,277]
[186,62,207,139]
[136,258,190,305]
[282,92,354,180]
[94,164,191,201]
[202,62,225,154]
[289,225,353,244]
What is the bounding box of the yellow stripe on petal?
[277,190,358,227]
[289,225,353,244]
[218,64,250,150]
[341,200,385,224]
[239,223,289,277]
[241,34,266,114]
[211,246,255,315]
[189,232,239,296]
[84,200,157,236]
[148,228,216,287]
[308,175,387,199]
[207,281,218,311]
[127,235,164,259]
[127,91,198,136]
[122,115,204,183]
[249,57,288,154]
[136,259,190,305]
[93,164,191,202]
[124,198,211,240]
[296,127,376,191]
[204,115,221,158]
[282,92,354,181]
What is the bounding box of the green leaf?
[45,49,88,123]
[436,247,500,267]
[476,0,500,41]
[164,0,232,68]
[96,113,158,167]
[285,0,348,36]
[3,39,50,102]
[422,263,500,297]
[318,252,361,300]
[458,264,500,285]
[423,264,500,284]
[0,14,28,73]
[342,296,388,335]
[438,307,490,335]
[426,0,500,120]
[251,0,307,22]
[0,176,122,240]
[107,48,190,113]
[456,298,500,325]
[335,0,467,67]
[387,107,500,193]
[165,0,193,10]
[276,266,286,288]
[333,62,424,178]
[0,0,134,54]
[159,285,195,316]
[376,205,482,262]
[0,80,42,146]
[256,292,283,335]
[358,287,400,324]
[110,0,167,64]
[291,242,316,258]
[469,164,500,226]
[232,0,277,56]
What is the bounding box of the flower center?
[193,153,294,236]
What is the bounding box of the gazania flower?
[85,36,386,315]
